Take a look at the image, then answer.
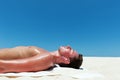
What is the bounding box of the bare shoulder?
[13,46,49,54]
[28,46,49,53]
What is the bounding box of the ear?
[61,56,70,64]
[56,56,70,64]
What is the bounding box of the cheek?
[70,51,78,58]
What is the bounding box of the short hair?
[58,54,83,69]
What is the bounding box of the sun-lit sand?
[83,57,120,80]
[0,57,120,80]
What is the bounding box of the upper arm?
[0,48,18,60]
[0,53,54,72]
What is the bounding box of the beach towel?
[0,65,105,80]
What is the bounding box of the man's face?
[59,46,78,59]
[58,46,83,69]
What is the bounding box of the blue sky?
[0,0,120,57]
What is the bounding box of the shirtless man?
[0,46,83,73]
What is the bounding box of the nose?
[65,46,71,50]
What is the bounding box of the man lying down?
[0,46,83,73]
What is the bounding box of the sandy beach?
[83,57,120,80]
[0,57,120,80]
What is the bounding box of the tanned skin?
[0,46,80,73]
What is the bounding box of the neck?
[50,50,60,64]
[51,50,59,56]
[50,50,70,64]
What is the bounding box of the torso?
[0,46,54,73]
[0,46,48,60]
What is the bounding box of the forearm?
[0,54,54,73]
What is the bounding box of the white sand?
[83,57,120,80]
[0,57,120,80]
